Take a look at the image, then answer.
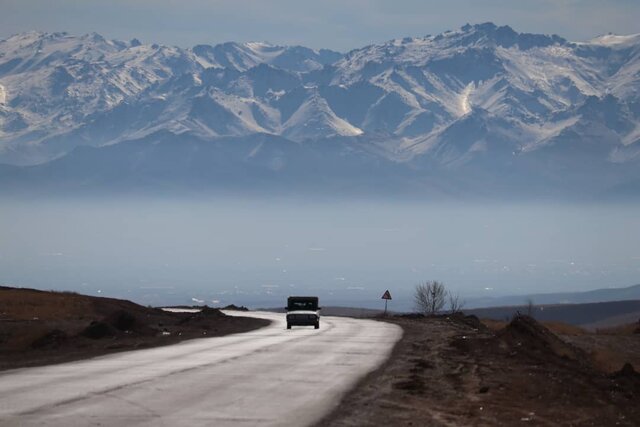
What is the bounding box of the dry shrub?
[30,329,67,349]
[596,322,639,336]
[81,321,114,339]
[589,348,630,374]
[3,326,49,351]
[106,310,136,331]
[481,318,586,336]
[481,318,508,331]
[542,322,587,336]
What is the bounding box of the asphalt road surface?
[0,312,402,426]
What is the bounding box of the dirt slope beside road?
[319,314,640,427]
[0,286,269,370]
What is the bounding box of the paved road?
[0,312,402,426]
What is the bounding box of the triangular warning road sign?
[381,290,392,300]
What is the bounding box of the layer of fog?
[1,197,639,311]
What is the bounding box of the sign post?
[381,290,392,315]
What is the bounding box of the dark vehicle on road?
[286,296,320,329]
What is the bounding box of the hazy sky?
[1,0,639,51]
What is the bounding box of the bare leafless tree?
[414,281,447,315]
[448,291,465,314]
[525,298,535,317]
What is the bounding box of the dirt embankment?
[0,286,269,371]
[320,314,640,427]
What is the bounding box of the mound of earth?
[0,286,269,371]
[496,314,590,365]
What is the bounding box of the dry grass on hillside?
[596,322,640,336]
[481,318,588,336]
[0,289,93,321]
[0,286,269,371]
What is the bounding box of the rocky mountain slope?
[1,23,639,197]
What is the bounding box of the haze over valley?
[2,198,639,310]
[2,23,640,309]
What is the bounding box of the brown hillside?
[0,286,269,371]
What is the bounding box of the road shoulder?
[318,314,640,426]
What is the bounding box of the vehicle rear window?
[288,300,317,310]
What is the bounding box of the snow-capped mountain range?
[1,23,639,197]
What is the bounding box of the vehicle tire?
[314,322,319,329]
[287,323,291,330]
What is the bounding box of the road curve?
[0,312,402,426]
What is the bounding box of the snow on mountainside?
[0,32,342,163]
[192,42,342,72]
[0,23,640,197]
[331,23,640,159]
[0,31,201,163]
[281,90,363,140]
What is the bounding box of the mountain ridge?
[1,23,640,197]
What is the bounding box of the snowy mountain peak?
[460,22,567,49]
[282,90,363,140]
[191,41,342,72]
[0,25,639,172]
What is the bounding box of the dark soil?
[222,304,249,311]
[0,286,270,371]
[319,314,640,426]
